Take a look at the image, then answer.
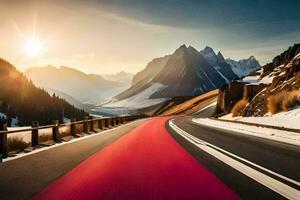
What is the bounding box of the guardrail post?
[112,118,116,126]
[71,118,76,137]
[0,119,8,158]
[52,120,59,142]
[98,119,103,130]
[83,116,89,133]
[115,117,119,126]
[107,118,111,127]
[89,116,95,132]
[31,121,39,147]
[105,118,109,128]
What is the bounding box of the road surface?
[0,119,148,199]
[0,113,299,199]
[168,117,300,200]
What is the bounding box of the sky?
[0,0,300,74]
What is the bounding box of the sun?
[25,38,42,56]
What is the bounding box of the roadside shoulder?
[192,118,300,147]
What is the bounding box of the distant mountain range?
[97,45,260,115]
[25,66,133,106]
[0,59,86,126]
[102,71,134,84]
[226,56,260,78]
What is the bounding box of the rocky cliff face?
[215,43,300,117]
[243,44,300,116]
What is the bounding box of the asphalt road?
[0,119,148,200]
[168,116,300,200]
[34,117,240,200]
[1,107,299,199]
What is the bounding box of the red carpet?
[34,117,240,200]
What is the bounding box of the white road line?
[173,122,300,187]
[169,119,300,200]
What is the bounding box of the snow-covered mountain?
[97,45,259,115]
[25,66,131,106]
[226,56,260,77]
[200,46,238,82]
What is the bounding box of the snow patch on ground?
[192,118,300,146]
[242,76,259,84]
[258,74,274,84]
[220,106,300,129]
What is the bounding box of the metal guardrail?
[0,114,147,158]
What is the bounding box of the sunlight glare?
[25,39,42,56]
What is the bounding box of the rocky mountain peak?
[200,46,217,61]
[217,51,225,61]
[173,44,188,56]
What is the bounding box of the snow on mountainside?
[93,83,167,116]
[226,56,260,78]
[102,83,166,109]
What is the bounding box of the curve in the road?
[34,117,240,200]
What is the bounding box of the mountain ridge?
[25,65,132,105]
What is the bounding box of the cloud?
[96,10,203,34]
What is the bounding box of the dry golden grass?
[161,89,218,116]
[268,92,285,114]
[58,126,71,138]
[231,99,249,117]
[282,90,300,111]
[268,89,300,114]
[38,133,53,143]
[7,136,30,152]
